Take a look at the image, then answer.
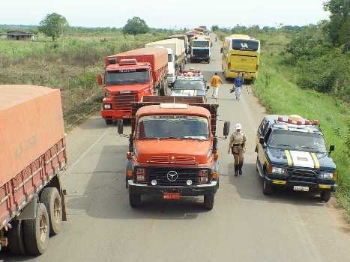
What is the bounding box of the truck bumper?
[264,176,337,192]
[128,180,218,196]
[101,109,132,120]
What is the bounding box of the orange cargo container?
[0,85,67,255]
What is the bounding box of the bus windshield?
[231,39,259,51]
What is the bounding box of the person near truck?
[228,123,247,176]
[210,72,223,101]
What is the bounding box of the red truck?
[98,47,168,125]
[0,85,67,255]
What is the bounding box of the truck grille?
[288,169,318,183]
[148,156,196,165]
[148,167,199,186]
[193,49,209,56]
[114,93,137,109]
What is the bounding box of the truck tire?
[23,203,49,255]
[129,193,141,208]
[263,179,273,195]
[203,194,214,210]
[207,58,210,63]
[320,191,331,202]
[6,220,26,255]
[105,119,113,125]
[40,187,62,236]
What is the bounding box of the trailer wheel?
[129,193,141,208]
[203,194,214,210]
[6,220,26,255]
[40,187,62,236]
[23,203,49,255]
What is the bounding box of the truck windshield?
[137,115,209,140]
[231,39,260,51]
[106,69,149,85]
[192,41,209,48]
[268,130,327,153]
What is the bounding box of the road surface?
[1,37,350,262]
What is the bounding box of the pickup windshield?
[106,69,149,85]
[268,130,327,153]
[192,41,209,48]
[137,115,209,140]
[173,79,205,91]
[232,39,260,51]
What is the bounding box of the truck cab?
[255,115,337,202]
[118,96,229,210]
[190,37,211,63]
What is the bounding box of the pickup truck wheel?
[320,191,331,202]
[263,179,273,195]
[105,120,113,125]
[6,220,26,255]
[40,187,62,236]
[23,203,49,255]
[129,193,141,208]
[203,194,214,210]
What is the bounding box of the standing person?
[233,72,244,100]
[210,72,223,102]
[228,123,247,176]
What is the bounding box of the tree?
[211,25,219,31]
[39,13,69,41]
[122,17,149,35]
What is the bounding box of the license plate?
[293,186,309,192]
[163,192,180,200]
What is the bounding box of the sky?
[1,0,330,29]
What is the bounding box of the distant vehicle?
[167,34,189,55]
[117,96,230,210]
[255,115,337,202]
[221,34,260,82]
[190,36,211,63]
[171,73,209,98]
[97,47,168,124]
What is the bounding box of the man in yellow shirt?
[210,72,223,101]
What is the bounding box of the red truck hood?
[135,139,211,165]
[106,84,151,93]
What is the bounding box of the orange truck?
[117,96,230,210]
[0,85,67,255]
[98,47,168,125]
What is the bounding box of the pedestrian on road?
[228,123,247,176]
[233,72,244,100]
[210,72,223,102]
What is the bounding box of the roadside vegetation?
[213,0,350,221]
[0,26,174,130]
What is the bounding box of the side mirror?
[117,119,124,134]
[223,121,230,138]
[220,47,223,53]
[259,137,265,145]
[97,74,103,85]
[329,144,335,154]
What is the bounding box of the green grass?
[255,52,350,221]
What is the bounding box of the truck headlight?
[103,104,111,110]
[318,173,334,180]
[271,167,286,175]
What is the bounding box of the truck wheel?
[263,179,273,195]
[6,220,26,255]
[203,194,214,210]
[105,120,113,125]
[207,58,210,63]
[23,203,49,255]
[40,187,62,236]
[320,191,331,202]
[129,193,141,208]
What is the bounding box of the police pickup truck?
[255,115,337,202]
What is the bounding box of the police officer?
[228,123,247,176]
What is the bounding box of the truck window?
[137,115,209,140]
[192,41,209,48]
[106,69,149,85]
[231,39,259,51]
[267,130,327,152]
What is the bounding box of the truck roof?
[0,85,55,110]
[136,104,211,118]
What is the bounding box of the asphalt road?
[1,37,350,262]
